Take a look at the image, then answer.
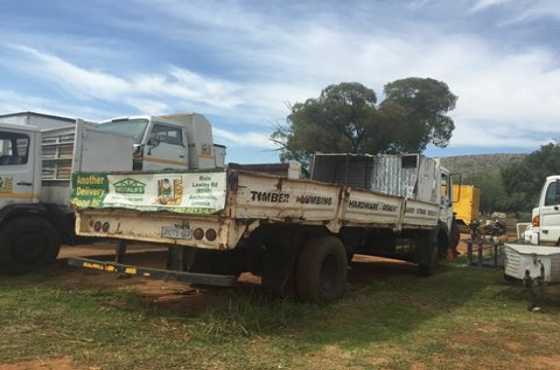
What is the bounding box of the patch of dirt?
[58,241,166,259]
[530,355,560,370]
[503,341,524,353]
[0,357,85,370]
[411,362,427,370]
[53,246,424,315]
[349,254,416,287]
[304,345,366,370]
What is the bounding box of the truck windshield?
[96,119,148,143]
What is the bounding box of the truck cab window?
[0,132,29,166]
[544,182,560,206]
[150,124,183,146]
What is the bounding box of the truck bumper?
[75,209,243,250]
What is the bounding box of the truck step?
[67,257,238,287]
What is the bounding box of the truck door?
[539,180,560,244]
[143,122,188,171]
[0,127,38,207]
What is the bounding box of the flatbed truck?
[70,153,457,302]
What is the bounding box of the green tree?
[465,172,509,213]
[382,77,457,152]
[502,143,560,212]
[273,79,457,163]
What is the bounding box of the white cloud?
[470,0,514,13]
[0,89,112,121]
[8,45,131,100]
[501,0,560,24]
[213,127,274,149]
[125,98,169,115]
[6,1,560,152]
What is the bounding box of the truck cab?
[0,123,41,209]
[525,175,560,245]
[0,123,61,272]
[96,113,225,171]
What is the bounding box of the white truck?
[96,113,226,171]
[505,176,560,282]
[0,113,226,272]
[0,120,133,272]
[69,153,458,302]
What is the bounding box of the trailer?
[70,153,456,302]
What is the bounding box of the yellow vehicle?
[452,184,480,227]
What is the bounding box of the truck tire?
[417,230,438,276]
[296,236,348,303]
[0,216,61,273]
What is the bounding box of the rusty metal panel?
[232,171,341,222]
[370,154,411,198]
[311,153,438,204]
[75,209,240,250]
[403,200,440,227]
[310,154,374,189]
[342,188,403,225]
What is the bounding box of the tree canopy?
[501,143,560,211]
[272,78,457,164]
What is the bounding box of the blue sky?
[1,0,560,163]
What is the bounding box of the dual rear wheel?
[291,230,439,302]
[0,216,60,273]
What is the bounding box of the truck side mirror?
[147,137,160,148]
[146,137,160,155]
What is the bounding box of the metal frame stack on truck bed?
[70,153,457,302]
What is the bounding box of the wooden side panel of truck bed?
[231,171,439,230]
[74,170,440,250]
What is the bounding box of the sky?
[1,0,560,163]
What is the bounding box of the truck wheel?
[0,216,60,273]
[296,236,348,303]
[417,231,438,276]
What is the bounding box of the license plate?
[161,226,192,240]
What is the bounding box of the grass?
[1,262,560,370]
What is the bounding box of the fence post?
[477,241,483,267]
[467,240,473,266]
[493,238,499,268]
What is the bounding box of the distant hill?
[439,153,526,181]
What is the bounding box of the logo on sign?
[0,176,13,193]
[113,178,146,194]
[157,176,184,205]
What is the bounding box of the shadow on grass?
[0,256,525,356]
[157,259,510,351]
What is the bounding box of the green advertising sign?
[71,171,227,215]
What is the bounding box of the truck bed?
[73,169,439,250]
[40,121,134,208]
